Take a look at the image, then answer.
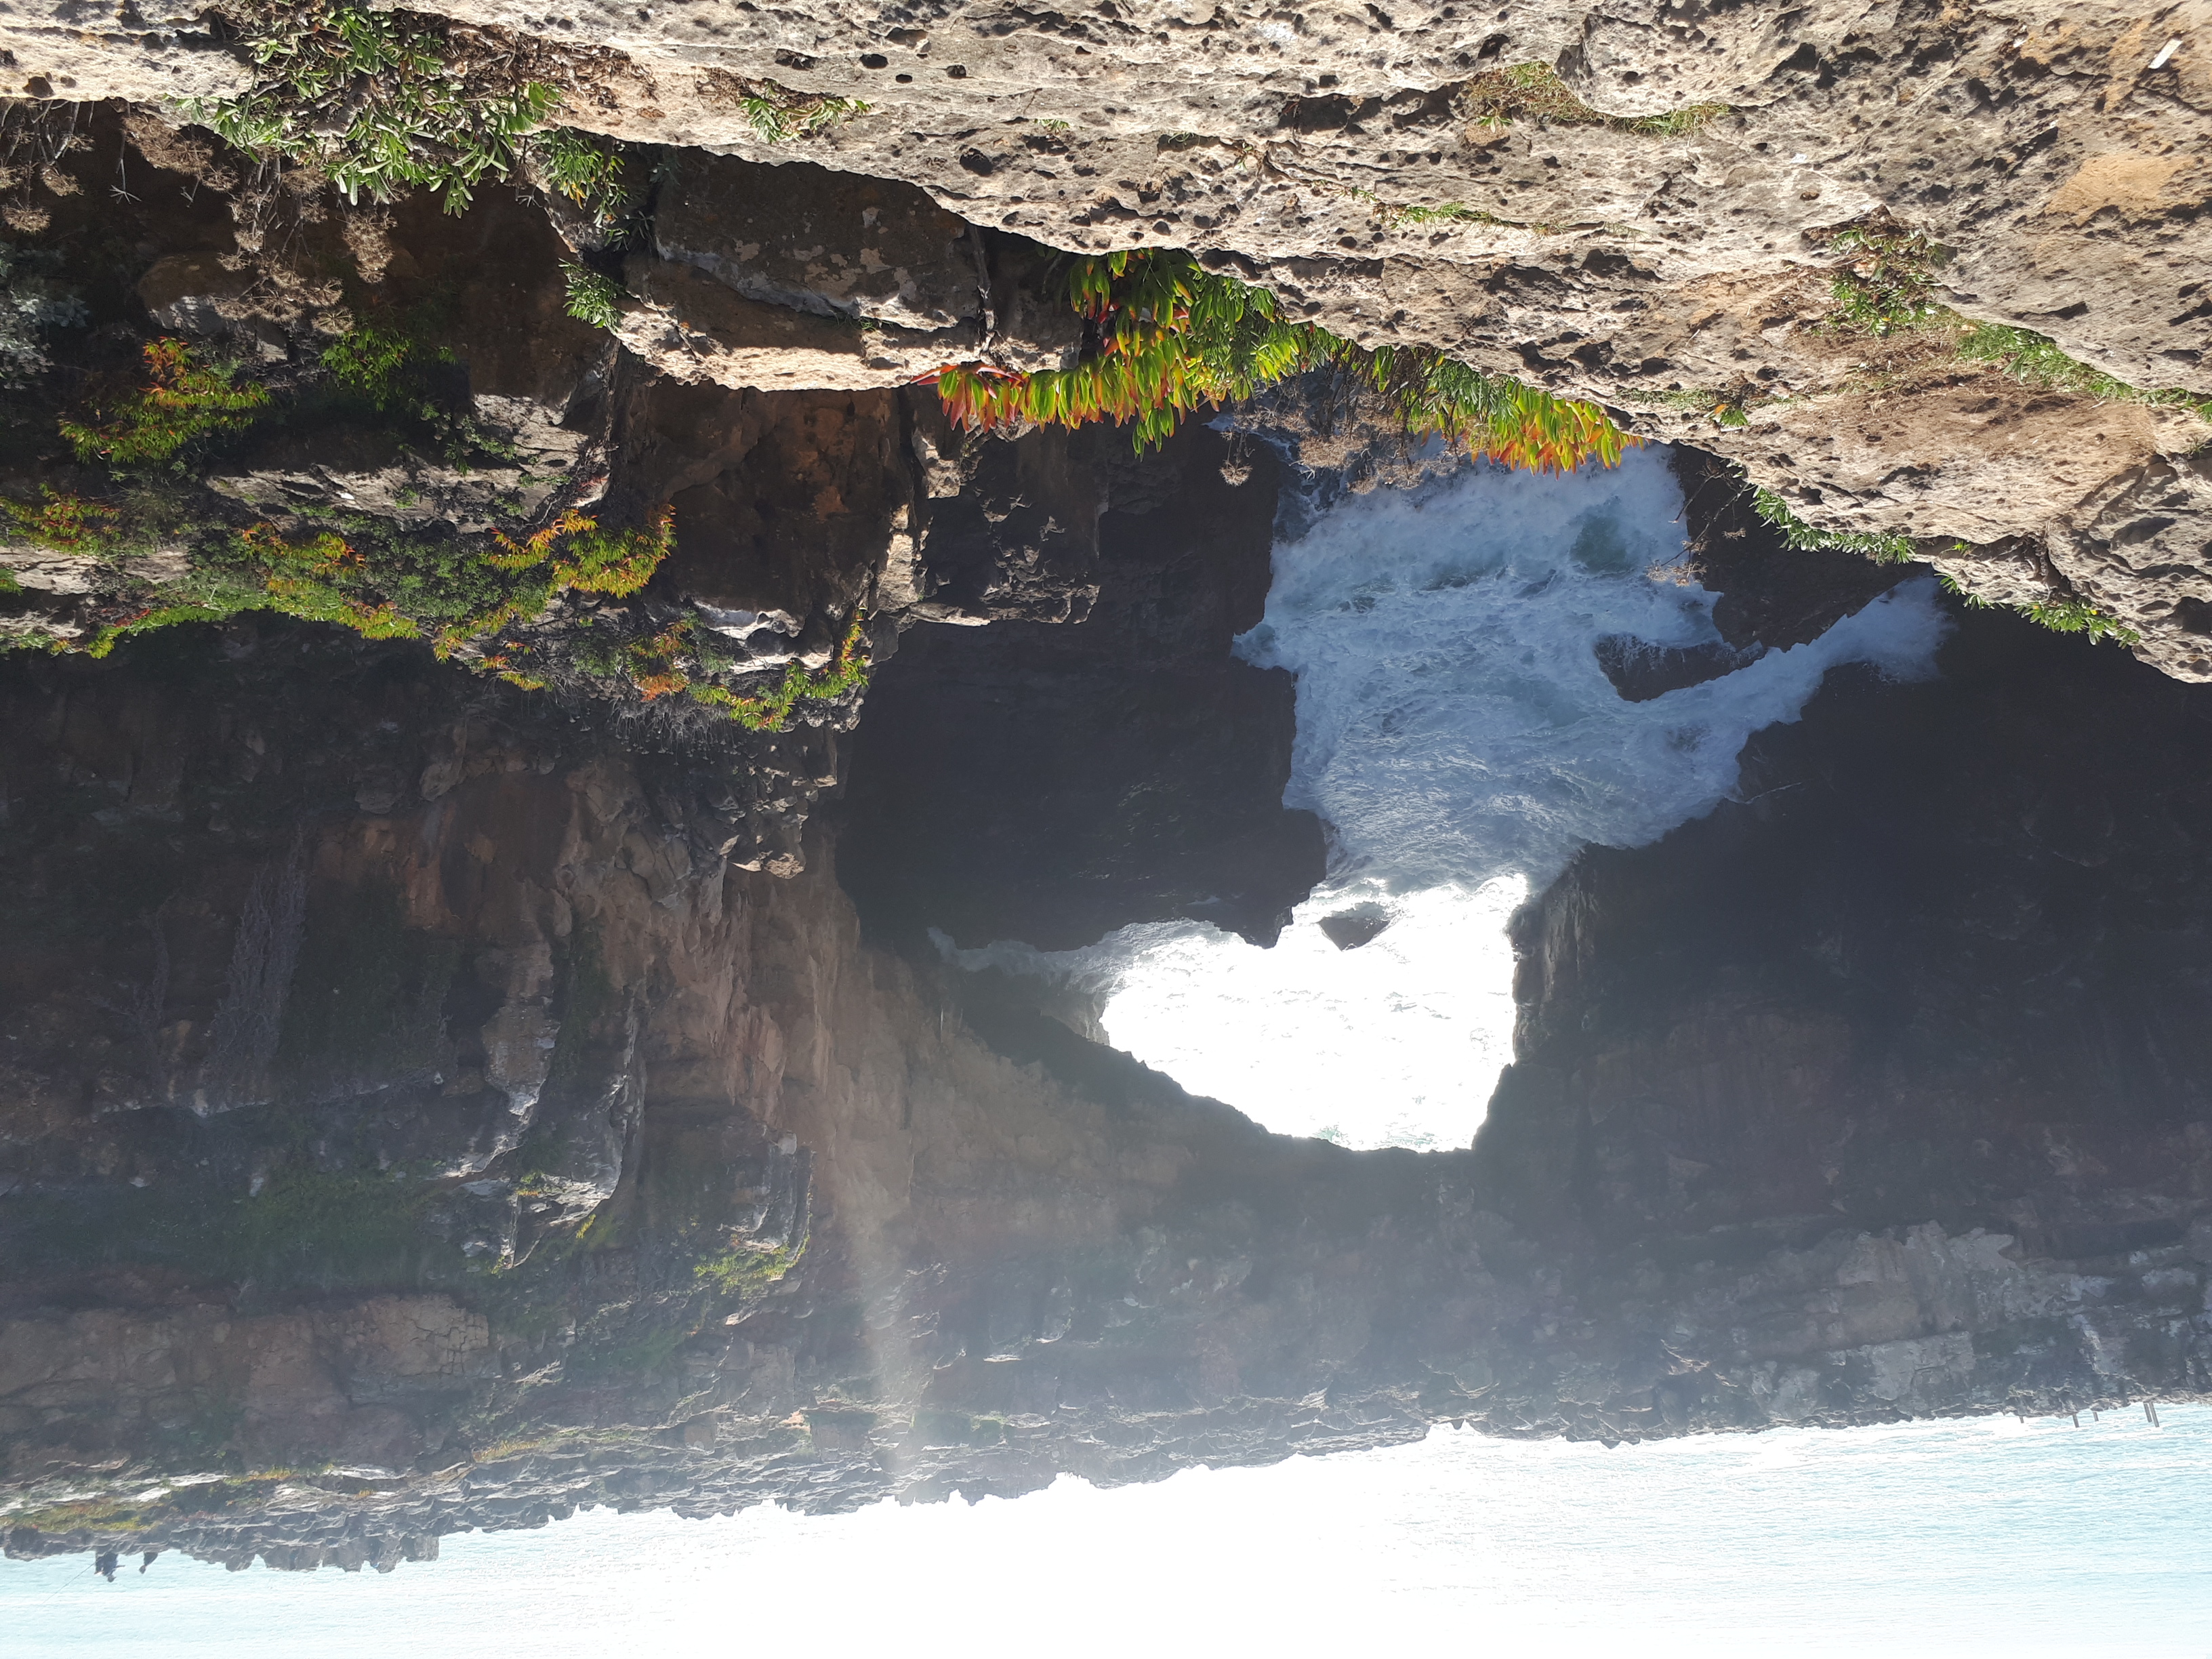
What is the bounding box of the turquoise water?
[7,1409,2207,1656]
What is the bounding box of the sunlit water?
[9,1410,2206,1657]
[958,451,1950,1149]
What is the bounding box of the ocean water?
[958,450,1950,1149]
[7,1410,2205,1657]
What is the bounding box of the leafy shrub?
[0,239,85,385]
[1750,487,1915,563]
[933,249,1633,470]
[2,488,118,548]
[561,262,625,331]
[530,127,635,234]
[58,339,270,466]
[321,317,520,464]
[687,613,872,731]
[186,5,556,213]
[323,321,425,410]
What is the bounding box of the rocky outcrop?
[837,411,1326,949]
[8,507,2212,1572]
[9,16,2212,666]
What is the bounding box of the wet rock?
[1317,905,1391,951]
[1591,634,1759,703]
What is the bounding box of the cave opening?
[852,441,1950,1149]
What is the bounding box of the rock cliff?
[7,1,2209,670]
[1,0,2210,1578]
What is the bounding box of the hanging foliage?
[930,250,1634,472]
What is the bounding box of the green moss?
[1,1161,449,1292]
[693,1241,802,1294]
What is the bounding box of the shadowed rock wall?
[7,517,2212,1574]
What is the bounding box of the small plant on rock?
[1822,222,1946,336]
[722,78,871,143]
[560,262,626,331]
[688,613,872,731]
[1457,62,1727,136]
[186,5,557,213]
[1751,487,1915,564]
[1,488,119,548]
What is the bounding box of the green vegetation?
[25,504,677,670]
[5,1162,449,1292]
[530,127,635,237]
[931,248,1634,470]
[1936,570,2142,647]
[560,262,626,331]
[1819,222,2212,419]
[321,321,424,410]
[684,612,873,730]
[0,237,85,385]
[319,314,519,464]
[1378,201,1504,230]
[694,1241,802,1294]
[1458,63,1728,137]
[186,5,552,214]
[2,487,118,548]
[58,340,270,466]
[727,79,872,144]
[1822,222,1947,336]
[1955,321,2212,417]
[1751,487,1914,564]
[182,3,633,225]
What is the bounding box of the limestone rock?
[613,253,971,391]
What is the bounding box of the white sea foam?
[956,449,1950,1149]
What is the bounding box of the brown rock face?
[7,480,2212,1574]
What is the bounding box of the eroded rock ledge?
[7,1,2209,672]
